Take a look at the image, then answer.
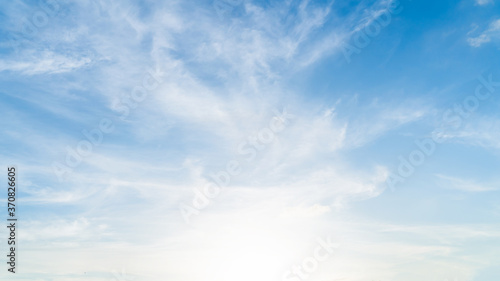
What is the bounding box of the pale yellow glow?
[202,223,300,281]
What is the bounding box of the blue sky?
[1,0,500,280]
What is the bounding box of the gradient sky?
[1,0,500,280]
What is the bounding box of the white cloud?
[468,19,500,47]
[282,204,331,218]
[22,218,92,242]
[436,174,497,192]
[2,1,489,280]
[432,115,500,149]
[0,0,432,225]
[0,50,95,75]
[475,0,494,5]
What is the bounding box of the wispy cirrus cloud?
[435,174,497,192]
[2,0,500,280]
[467,19,500,47]
[0,50,95,75]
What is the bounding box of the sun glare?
[204,225,299,281]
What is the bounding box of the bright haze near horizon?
[1,0,500,280]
